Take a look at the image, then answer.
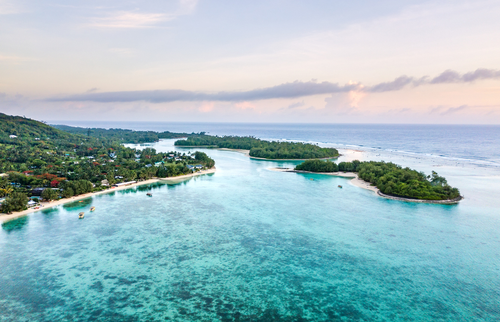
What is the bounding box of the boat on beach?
[78,212,84,219]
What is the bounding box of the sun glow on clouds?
[234,102,255,110]
[199,102,214,112]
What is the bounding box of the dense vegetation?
[175,135,339,159]
[295,159,339,172]
[53,124,191,144]
[1,192,28,213]
[295,159,461,200]
[0,113,215,213]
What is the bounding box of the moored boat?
[90,207,95,212]
[338,185,342,188]
[78,212,84,219]
[146,193,153,197]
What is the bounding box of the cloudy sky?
[1,0,500,123]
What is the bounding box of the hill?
[0,114,214,213]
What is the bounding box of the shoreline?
[177,146,339,161]
[269,168,461,204]
[0,168,216,224]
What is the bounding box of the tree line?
[175,135,339,159]
[295,159,461,200]
[0,113,215,213]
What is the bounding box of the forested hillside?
[53,124,190,144]
[0,114,214,213]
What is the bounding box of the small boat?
[146,193,153,197]
[90,207,95,212]
[338,185,343,188]
[78,212,85,219]
[310,178,314,181]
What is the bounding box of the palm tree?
[0,186,13,197]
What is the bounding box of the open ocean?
[53,122,500,167]
[1,123,500,321]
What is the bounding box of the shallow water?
[1,140,500,321]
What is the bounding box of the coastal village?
[0,113,215,216]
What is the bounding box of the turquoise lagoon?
[1,139,500,321]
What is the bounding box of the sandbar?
[269,168,461,204]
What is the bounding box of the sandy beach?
[0,168,216,223]
[269,167,462,204]
[269,167,378,192]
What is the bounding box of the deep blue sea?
[54,122,500,167]
[1,123,500,321]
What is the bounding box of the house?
[113,181,137,187]
[109,152,116,158]
[35,138,40,141]
[101,179,109,186]
[135,153,141,158]
[9,135,17,139]
[31,187,46,196]
[154,162,162,167]
[145,164,152,168]
[115,176,123,179]
[187,165,195,170]
[195,164,203,169]
[74,161,79,165]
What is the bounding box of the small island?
[291,159,462,203]
[175,135,339,160]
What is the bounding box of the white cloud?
[0,0,21,14]
[88,0,198,29]
[89,12,169,29]
[179,0,198,13]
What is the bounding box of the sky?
[1,0,500,124]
